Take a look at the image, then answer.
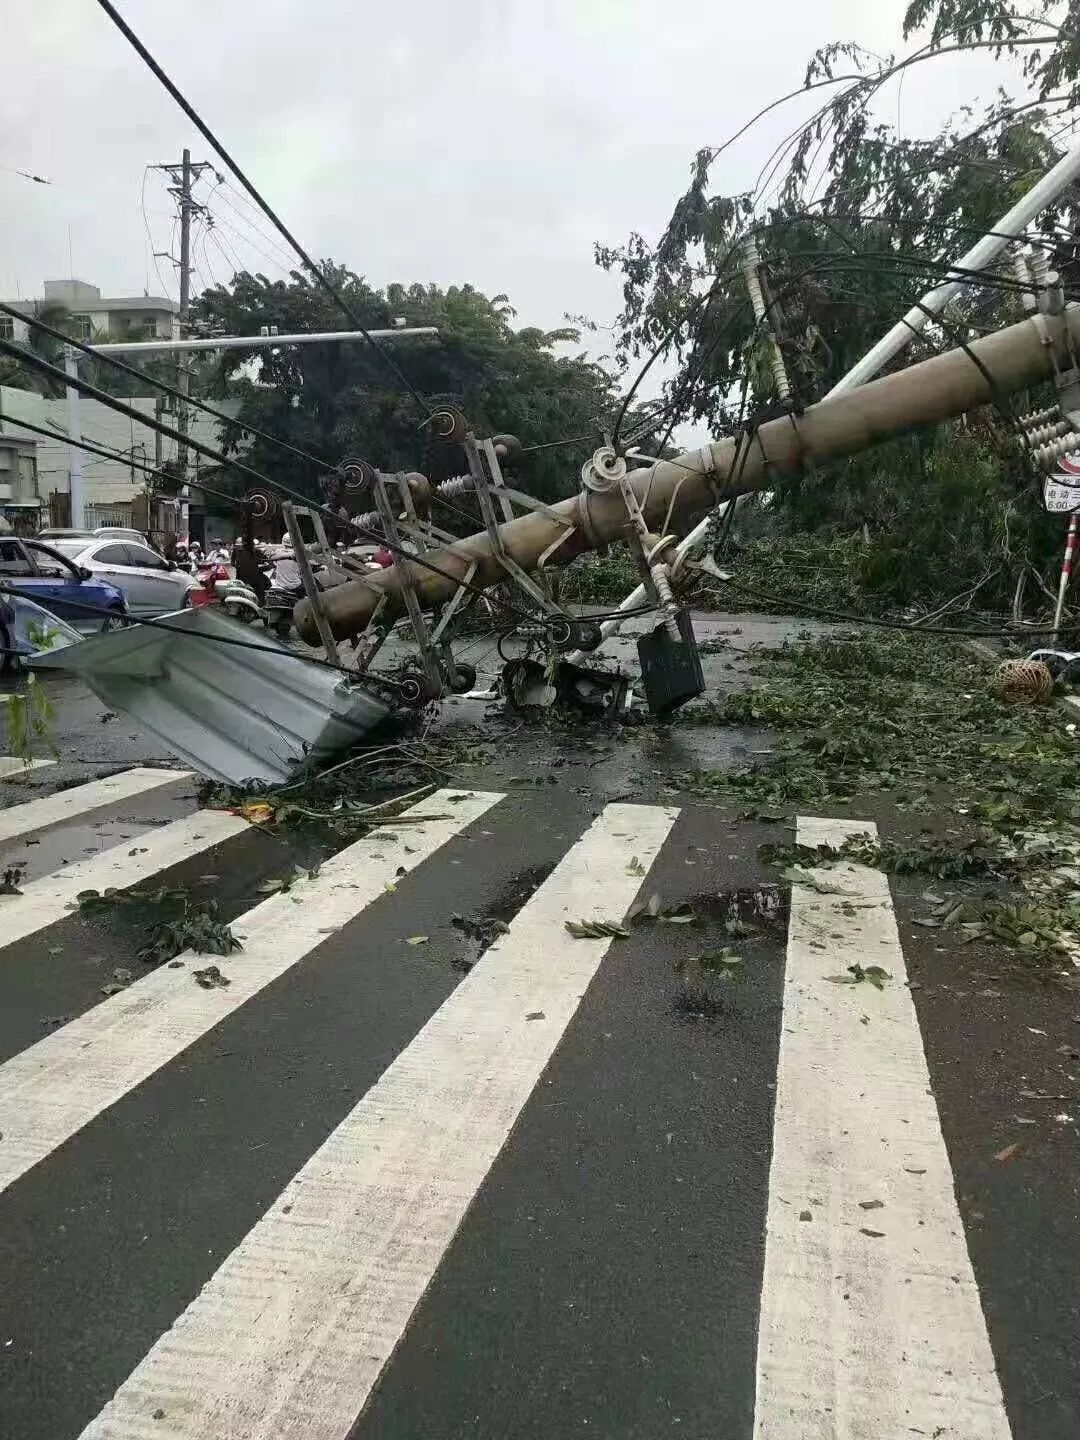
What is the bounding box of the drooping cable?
[93,0,431,418]
[0,336,543,625]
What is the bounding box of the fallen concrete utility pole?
[297,305,1080,643]
[827,136,1080,397]
[566,149,1080,659]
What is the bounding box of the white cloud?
[0,0,1031,374]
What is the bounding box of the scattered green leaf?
[565,919,631,939]
[825,963,892,990]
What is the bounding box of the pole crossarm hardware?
[298,305,1080,644]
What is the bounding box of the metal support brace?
[281,502,341,665]
[463,434,562,614]
[482,437,516,524]
[352,593,389,673]
[372,473,445,694]
[430,559,479,644]
[394,471,421,528]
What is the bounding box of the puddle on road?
[687,883,786,928]
[449,861,558,973]
[0,787,198,885]
[670,883,788,1020]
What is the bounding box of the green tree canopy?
[189,266,619,503]
[593,5,1080,609]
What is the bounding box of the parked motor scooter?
[195,560,262,624]
[263,581,302,638]
[217,575,262,623]
[261,559,335,639]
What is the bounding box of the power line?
[204,206,294,278]
[0,336,539,623]
[0,301,345,487]
[0,408,236,504]
[206,227,243,283]
[94,0,430,418]
[209,181,300,270]
[140,167,175,303]
[712,573,1080,638]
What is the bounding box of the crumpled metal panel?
[0,590,84,657]
[27,606,392,787]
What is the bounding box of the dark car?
[0,534,128,631]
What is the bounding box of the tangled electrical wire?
[15,0,1080,686]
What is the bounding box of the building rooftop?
[0,283,177,315]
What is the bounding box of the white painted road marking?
[753,816,1011,1439]
[0,754,55,778]
[0,806,249,951]
[0,765,189,846]
[76,800,679,1440]
[0,788,503,1196]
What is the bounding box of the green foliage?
[560,544,641,604]
[594,6,1080,608]
[0,303,82,396]
[710,626,1080,965]
[759,833,1050,881]
[76,884,241,967]
[190,268,618,506]
[824,964,892,990]
[4,674,56,763]
[703,441,1067,616]
[682,629,1080,822]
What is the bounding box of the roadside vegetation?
[678,628,1080,973]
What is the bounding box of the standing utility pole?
[155,149,210,531]
[64,347,86,529]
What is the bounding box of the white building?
[0,279,179,343]
[0,387,238,535]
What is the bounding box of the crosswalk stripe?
[0,754,55,777]
[76,800,679,1440]
[753,816,1011,1439]
[0,765,190,845]
[0,806,249,952]
[0,788,503,1197]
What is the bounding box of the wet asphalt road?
[0,612,1077,1439]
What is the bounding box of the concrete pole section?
[297,307,1080,644]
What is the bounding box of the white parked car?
[46,537,199,617]
[38,526,152,547]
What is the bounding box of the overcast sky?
[3,0,1017,371]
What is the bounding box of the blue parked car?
[0,589,84,674]
[0,534,127,636]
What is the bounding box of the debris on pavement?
[193,965,231,989]
[26,606,393,786]
[74,883,242,969]
[565,919,631,939]
[100,967,134,997]
[825,964,892,990]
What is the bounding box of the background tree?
[595,5,1080,612]
[0,302,82,396]
[190,267,619,506]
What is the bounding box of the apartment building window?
[70,315,93,340]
